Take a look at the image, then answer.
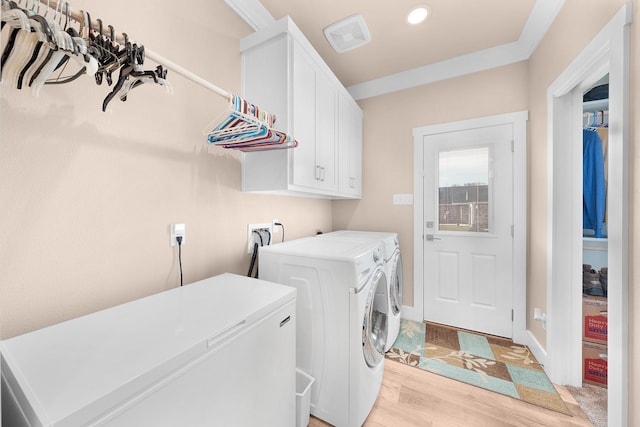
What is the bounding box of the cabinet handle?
[320,166,326,182]
[315,165,321,181]
[350,177,356,188]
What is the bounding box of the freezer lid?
[1,273,295,426]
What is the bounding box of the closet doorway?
[546,5,630,427]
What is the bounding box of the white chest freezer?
[1,273,296,427]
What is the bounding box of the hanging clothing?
[583,129,606,237]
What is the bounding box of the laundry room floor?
[309,360,593,426]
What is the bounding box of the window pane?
[438,147,489,232]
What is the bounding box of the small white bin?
[296,369,315,427]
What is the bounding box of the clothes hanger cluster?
[0,0,171,111]
[2,0,297,151]
[205,94,298,152]
[583,110,608,128]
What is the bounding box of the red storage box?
[582,340,608,387]
[582,295,607,344]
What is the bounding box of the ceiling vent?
[323,14,371,53]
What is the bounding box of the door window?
[438,147,490,233]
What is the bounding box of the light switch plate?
[393,194,413,205]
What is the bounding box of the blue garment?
[583,129,606,237]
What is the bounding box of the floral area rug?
[386,319,572,415]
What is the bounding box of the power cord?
[247,230,265,278]
[176,235,183,286]
[246,228,277,278]
[274,222,285,242]
[254,229,264,246]
[247,242,259,277]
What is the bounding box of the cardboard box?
[582,340,607,387]
[582,295,608,344]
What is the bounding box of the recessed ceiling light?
[407,6,430,25]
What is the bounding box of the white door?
[422,124,514,338]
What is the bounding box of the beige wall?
[2,1,638,423]
[336,0,637,422]
[526,0,629,348]
[0,0,332,339]
[527,0,637,421]
[332,62,530,305]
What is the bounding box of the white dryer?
[259,237,388,427]
[317,231,403,351]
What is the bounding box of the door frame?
[412,111,528,343]
[546,4,630,426]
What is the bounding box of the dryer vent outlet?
[247,223,273,253]
[323,13,371,53]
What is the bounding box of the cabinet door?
[291,42,318,189]
[338,94,363,196]
[315,71,337,191]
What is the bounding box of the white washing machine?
[318,231,403,350]
[259,237,388,427]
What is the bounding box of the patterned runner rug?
[386,319,572,415]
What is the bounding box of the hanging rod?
[43,0,232,101]
[143,50,231,101]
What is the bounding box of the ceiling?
[227,0,565,99]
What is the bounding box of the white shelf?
[583,99,609,113]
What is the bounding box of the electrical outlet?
[534,308,546,330]
[247,223,273,253]
[534,308,543,320]
[171,223,186,246]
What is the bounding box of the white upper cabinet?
[338,92,363,196]
[240,17,361,199]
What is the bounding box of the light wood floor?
[309,359,594,427]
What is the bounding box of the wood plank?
[309,360,593,426]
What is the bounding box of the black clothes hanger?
[16,39,43,88]
[2,1,170,110]
[0,28,21,79]
[102,62,132,111]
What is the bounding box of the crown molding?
[518,0,566,58]
[224,0,275,31]
[227,0,565,100]
[348,41,526,100]
[348,0,565,100]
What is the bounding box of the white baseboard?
[517,329,548,372]
[400,305,420,322]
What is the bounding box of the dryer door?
[362,269,388,367]
[390,252,404,316]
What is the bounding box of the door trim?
[413,111,528,341]
[546,4,630,427]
